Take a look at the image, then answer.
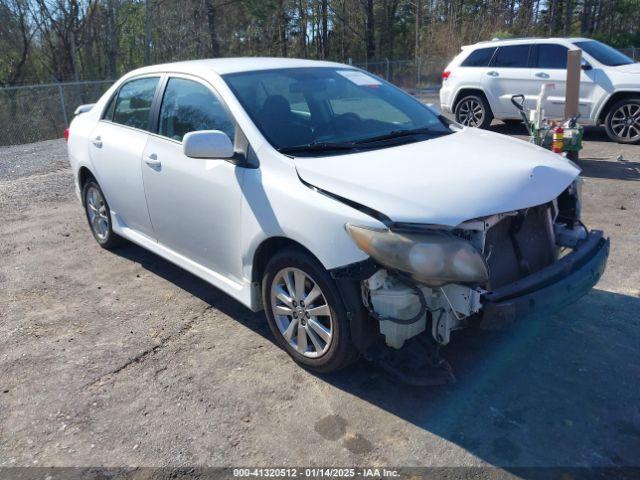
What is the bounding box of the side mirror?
[74,103,95,115]
[183,130,234,159]
[581,60,593,71]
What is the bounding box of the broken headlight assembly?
[345,224,489,287]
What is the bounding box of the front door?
[530,43,600,120]
[89,76,160,238]
[141,76,245,281]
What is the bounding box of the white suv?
[440,38,640,144]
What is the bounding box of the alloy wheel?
[609,103,640,142]
[457,98,485,127]
[270,267,333,358]
[86,186,110,241]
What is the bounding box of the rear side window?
[112,77,159,131]
[494,45,531,68]
[461,47,497,67]
[535,44,569,69]
[158,78,235,142]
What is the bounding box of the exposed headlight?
[346,224,489,287]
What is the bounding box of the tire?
[262,248,358,373]
[604,97,640,145]
[82,179,125,249]
[454,94,494,129]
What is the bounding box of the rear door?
[482,44,536,117]
[89,76,160,238]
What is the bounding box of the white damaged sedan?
[67,58,609,383]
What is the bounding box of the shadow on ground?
[113,243,640,469]
[578,158,640,181]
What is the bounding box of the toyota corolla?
[66,58,609,383]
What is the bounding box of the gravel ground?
[1,117,639,470]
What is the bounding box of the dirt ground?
[1,117,639,470]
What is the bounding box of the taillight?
[64,128,69,142]
[442,70,451,80]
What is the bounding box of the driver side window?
[158,78,235,142]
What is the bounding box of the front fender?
[240,148,384,296]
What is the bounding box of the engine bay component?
[554,222,588,248]
[366,270,427,349]
[365,269,482,348]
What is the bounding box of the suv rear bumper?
[439,85,454,114]
[480,230,609,329]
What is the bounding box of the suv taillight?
[442,70,451,80]
[64,128,69,142]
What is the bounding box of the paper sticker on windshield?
[337,70,382,86]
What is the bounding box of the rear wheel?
[454,94,493,129]
[82,179,124,249]
[604,98,640,144]
[262,249,358,372]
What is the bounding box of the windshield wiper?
[277,128,450,154]
[278,141,356,154]
[352,127,449,145]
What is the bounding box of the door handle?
[535,72,550,79]
[92,136,102,148]
[144,153,161,169]
[487,71,499,77]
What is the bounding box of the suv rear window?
[461,47,497,67]
[494,45,531,68]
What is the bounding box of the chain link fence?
[0,80,114,146]
[0,47,635,146]
[352,57,448,90]
[0,59,445,147]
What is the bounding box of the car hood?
[613,62,640,74]
[294,128,580,227]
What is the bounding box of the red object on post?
[552,125,564,153]
[64,128,69,142]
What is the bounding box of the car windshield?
[223,67,451,155]
[574,40,635,66]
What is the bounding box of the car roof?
[125,57,351,78]
[464,37,591,49]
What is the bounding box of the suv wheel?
[83,179,124,249]
[604,98,640,144]
[454,94,493,129]
[262,249,358,373]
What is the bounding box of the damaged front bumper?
[480,229,609,329]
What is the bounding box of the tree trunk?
[144,0,152,64]
[321,0,328,59]
[563,0,573,35]
[205,0,220,57]
[298,0,308,57]
[279,0,288,57]
[364,0,375,62]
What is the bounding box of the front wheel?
[454,94,493,129]
[604,98,640,144]
[262,249,358,372]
